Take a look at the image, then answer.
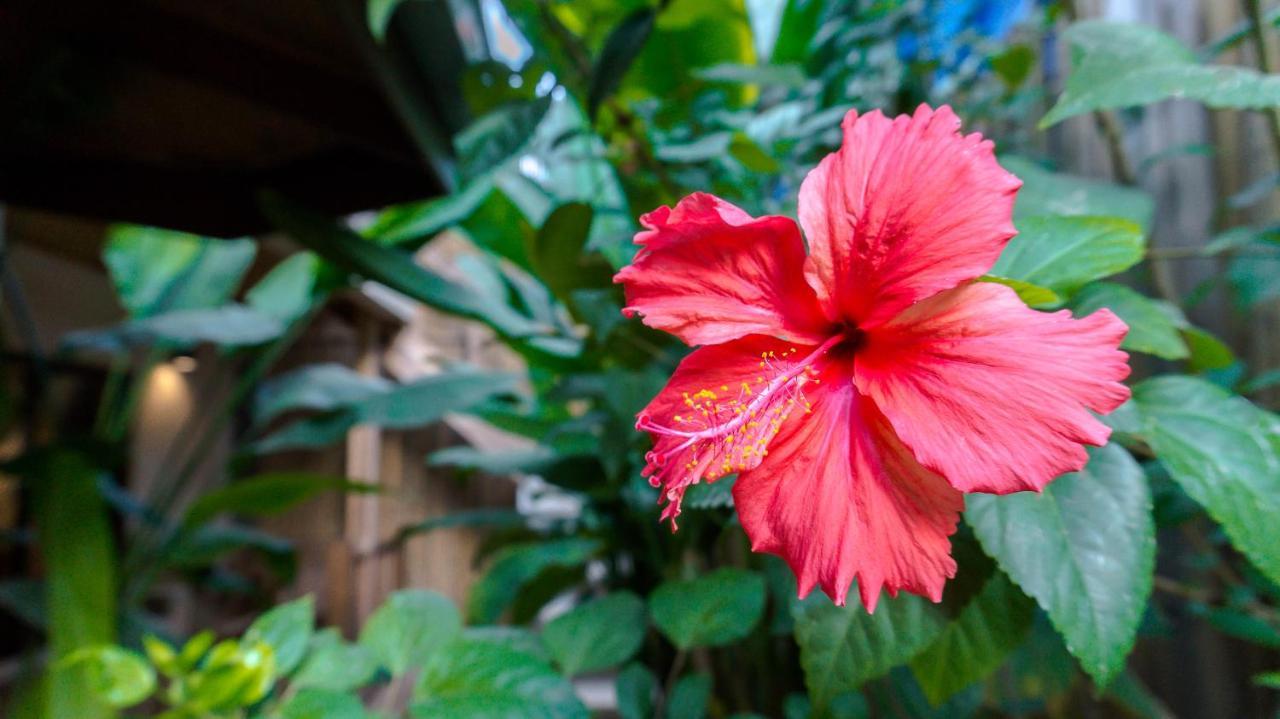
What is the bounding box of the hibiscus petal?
[855,282,1131,494]
[638,335,833,526]
[798,104,1021,328]
[733,360,962,612]
[616,193,829,346]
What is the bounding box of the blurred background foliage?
[3,0,1280,717]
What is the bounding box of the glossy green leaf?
[666,673,711,719]
[650,568,765,650]
[292,629,378,692]
[526,202,614,306]
[1043,21,1280,128]
[616,663,657,719]
[133,304,284,347]
[793,590,945,713]
[464,626,550,662]
[967,443,1154,686]
[61,646,155,708]
[542,592,646,675]
[991,215,1145,296]
[279,688,367,719]
[410,639,588,718]
[23,451,117,719]
[254,363,391,426]
[185,473,375,527]
[104,225,256,318]
[455,97,553,181]
[260,192,547,338]
[1070,282,1189,360]
[1133,376,1280,586]
[244,595,314,675]
[1000,156,1154,230]
[185,639,277,712]
[468,539,601,624]
[1183,327,1236,372]
[589,8,657,118]
[366,179,495,248]
[360,589,462,676]
[909,572,1035,705]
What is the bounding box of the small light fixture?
[171,355,198,373]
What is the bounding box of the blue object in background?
[899,0,1033,72]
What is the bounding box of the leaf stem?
[653,648,688,719]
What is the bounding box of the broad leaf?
[61,646,155,709]
[991,215,1145,297]
[793,590,944,714]
[1043,21,1280,128]
[1133,376,1280,586]
[104,225,256,318]
[978,275,1061,308]
[616,663,657,719]
[1000,156,1154,230]
[455,96,553,181]
[360,590,462,676]
[909,572,1035,705]
[667,673,711,719]
[185,473,375,527]
[279,688,367,719]
[244,595,314,675]
[410,639,588,718]
[254,364,391,426]
[542,592,646,675]
[292,629,377,692]
[1070,282,1189,360]
[967,443,1154,686]
[468,539,601,624]
[133,304,284,347]
[649,568,765,650]
[526,202,614,306]
[245,252,329,325]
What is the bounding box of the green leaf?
[1043,21,1280,128]
[991,215,1145,296]
[467,539,601,624]
[1132,376,1280,586]
[589,9,657,118]
[132,304,283,347]
[656,132,733,163]
[1000,156,1154,230]
[729,132,781,173]
[254,363,391,426]
[666,673,711,719]
[463,626,550,662]
[292,629,378,692]
[649,568,765,650]
[104,225,256,318]
[260,192,547,339]
[1256,671,1280,689]
[967,442,1154,687]
[366,179,495,248]
[394,508,529,542]
[542,592,646,675]
[359,590,462,676]
[526,203,614,307]
[455,97,553,182]
[410,639,588,719]
[616,663,657,719]
[368,0,409,41]
[427,446,557,474]
[279,688,367,719]
[256,371,521,453]
[22,450,117,719]
[977,275,1062,308]
[793,591,945,714]
[246,252,329,325]
[185,473,376,527]
[244,595,314,676]
[61,646,155,708]
[1069,282,1189,360]
[683,475,737,509]
[909,572,1035,705]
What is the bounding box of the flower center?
[637,334,844,526]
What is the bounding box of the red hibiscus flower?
[614,105,1132,611]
